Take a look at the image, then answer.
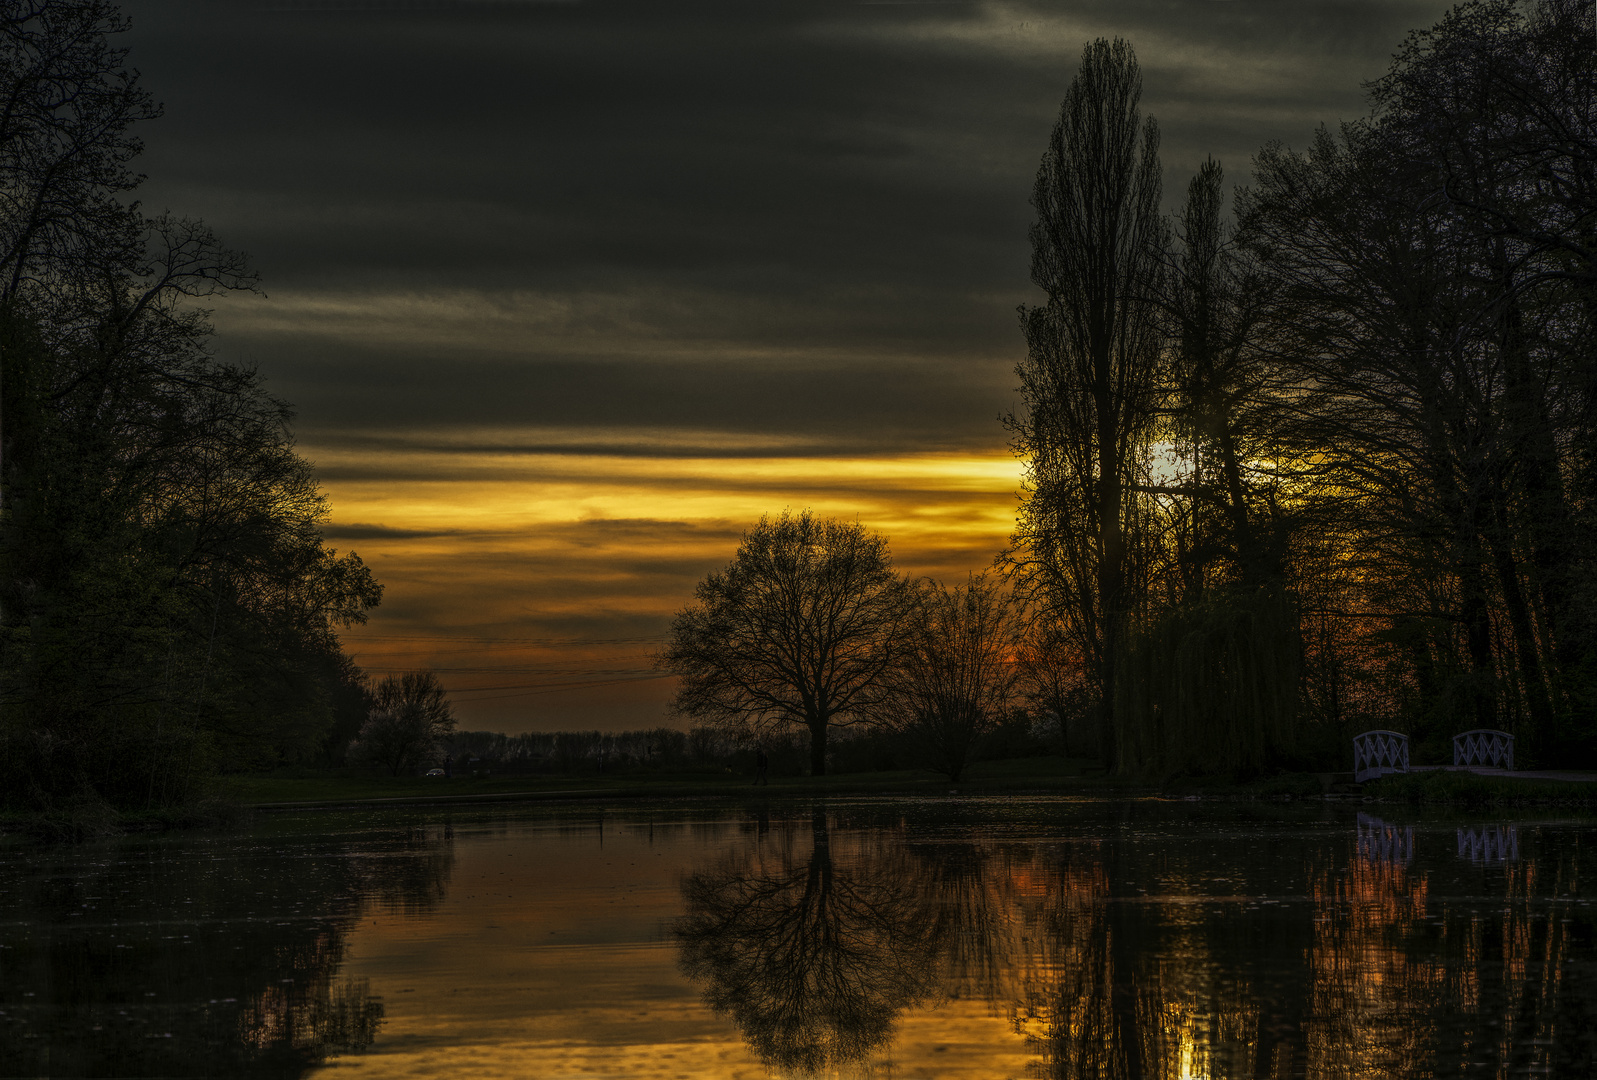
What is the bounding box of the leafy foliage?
[349,671,455,777]
[0,0,381,809]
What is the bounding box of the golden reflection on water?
[295,807,1595,1080]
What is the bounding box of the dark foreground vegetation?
[1005,0,1597,779]
[0,0,380,816]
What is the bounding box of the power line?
[360,661,659,674]
[348,635,665,645]
[442,674,674,701]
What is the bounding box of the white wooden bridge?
[1353,730,1410,783]
[1349,728,1592,783]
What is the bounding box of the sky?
[121,0,1453,732]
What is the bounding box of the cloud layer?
[122,0,1452,728]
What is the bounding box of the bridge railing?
[1454,728,1514,770]
[1354,730,1409,782]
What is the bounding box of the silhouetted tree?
[1007,38,1167,772]
[349,671,454,777]
[660,511,911,776]
[1363,0,1597,760]
[884,573,1023,782]
[0,0,382,807]
[1108,159,1303,779]
[1239,106,1572,757]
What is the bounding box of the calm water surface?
[1,797,1593,1078]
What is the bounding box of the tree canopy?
[350,671,456,778]
[0,0,382,809]
[882,573,1024,782]
[660,511,911,777]
[1008,1,1597,775]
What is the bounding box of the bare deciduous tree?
[660,511,910,777]
[351,670,454,777]
[884,574,1023,782]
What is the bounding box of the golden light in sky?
[314,430,1023,731]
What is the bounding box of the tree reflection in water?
[677,808,1597,1078]
[0,822,455,1078]
[675,809,941,1072]
[1306,820,1597,1078]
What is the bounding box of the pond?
[1,797,1593,1078]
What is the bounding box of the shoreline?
[9,760,1597,842]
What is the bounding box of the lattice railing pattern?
[1357,812,1414,865]
[1354,730,1409,782]
[1457,825,1519,864]
[1454,728,1514,770]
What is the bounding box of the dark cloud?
[319,522,464,540]
[267,348,1016,459]
[113,0,1457,728]
[122,0,1452,458]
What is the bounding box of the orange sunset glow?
[313,433,1023,730]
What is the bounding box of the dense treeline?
[1010,0,1597,776]
[0,1,380,810]
[447,715,1055,780]
[449,726,778,777]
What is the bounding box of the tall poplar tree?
[1007,38,1166,769]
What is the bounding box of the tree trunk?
[1098,388,1123,773]
[1457,558,1498,731]
[1488,532,1555,751]
[809,718,828,777]
[1494,243,1584,683]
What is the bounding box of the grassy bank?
[1365,770,1597,807]
[12,759,1597,843]
[223,756,1124,808]
[211,759,1597,810]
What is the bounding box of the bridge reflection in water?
[677,806,1594,1078]
[6,804,1583,1078]
[1458,824,1520,864]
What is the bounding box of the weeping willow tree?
[1114,160,1302,777]
[1116,589,1299,778]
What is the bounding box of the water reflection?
[8,803,1597,1077]
[0,822,454,1078]
[1457,824,1520,864]
[677,806,1597,1078]
[675,809,940,1072]
[1356,811,1415,865]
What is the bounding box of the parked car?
[425,768,446,777]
